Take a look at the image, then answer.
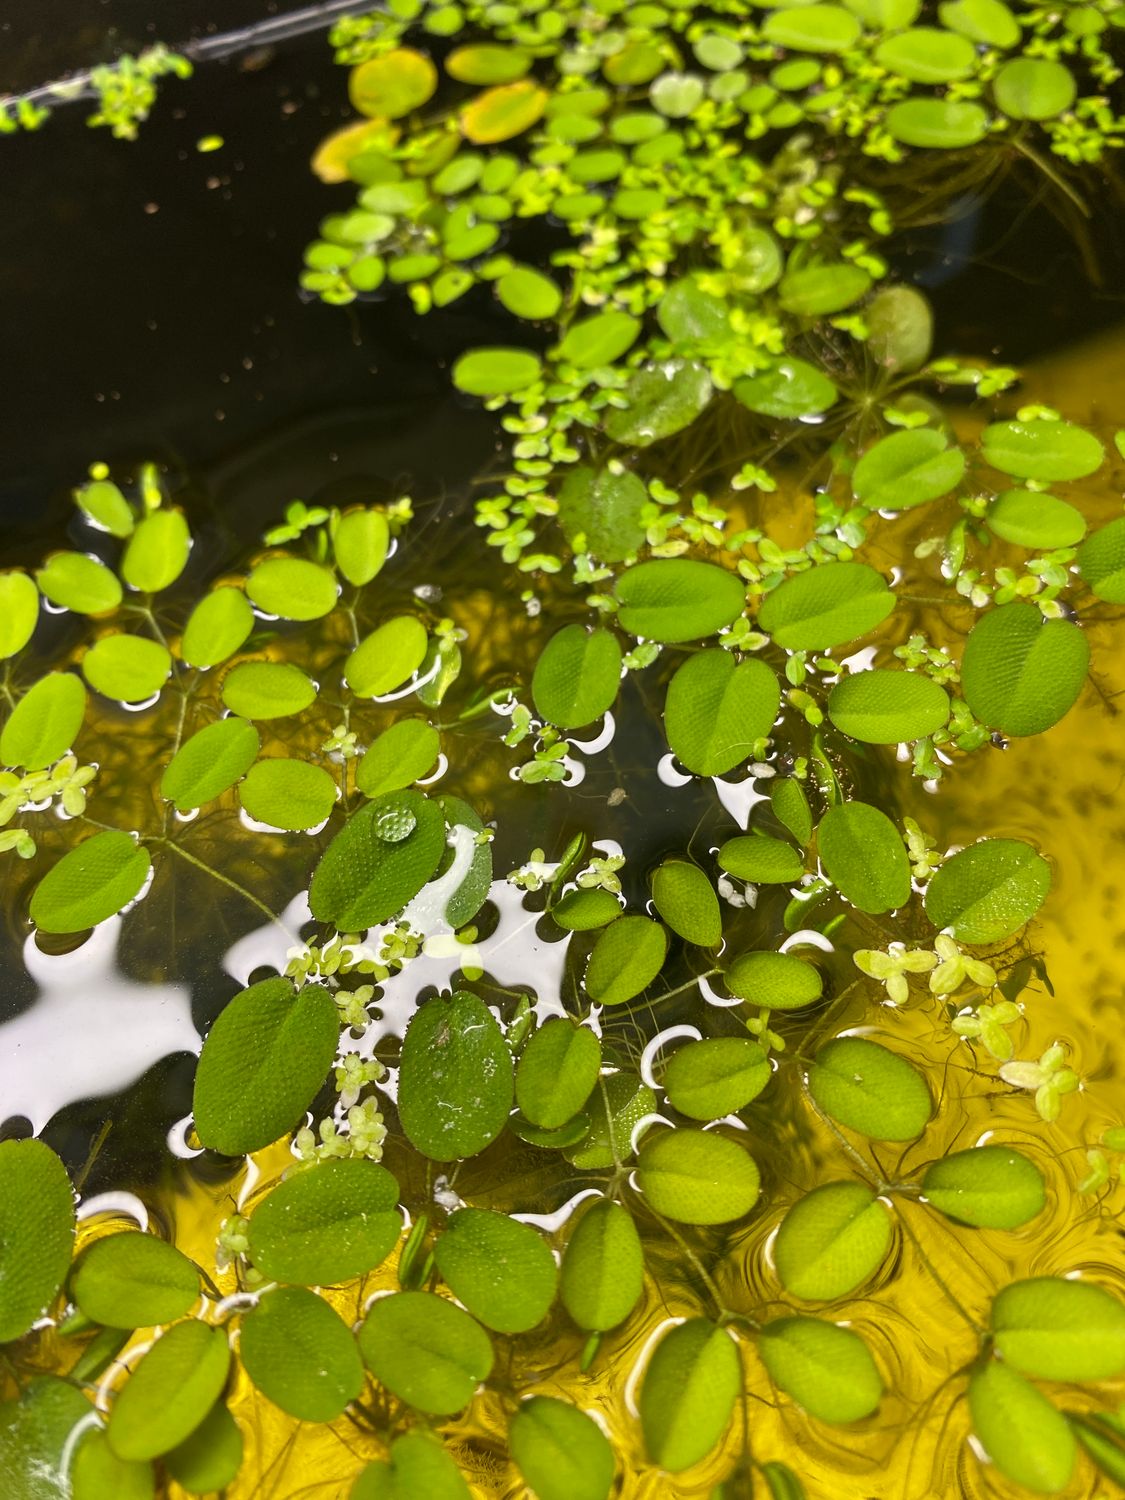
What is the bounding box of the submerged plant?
[1,3,1125,1499]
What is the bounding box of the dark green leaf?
[615,559,745,642]
[557,465,648,563]
[398,991,514,1161]
[247,1159,401,1285]
[309,791,446,928]
[0,1140,74,1342]
[718,835,804,885]
[817,802,910,914]
[758,562,894,651]
[358,1291,493,1414]
[725,950,823,1009]
[240,1285,364,1421]
[771,777,813,844]
[566,1073,654,1170]
[107,1321,231,1461]
[516,1018,601,1128]
[163,1401,243,1495]
[31,832,150,934]
[923,838,1050,943]
[827,669,950,744]
[532,625,622,728]
[604,360,712,446]
[1077,516,1125,602]
[351,1432,471,1499]
[193,977,339,1155]
[664,650,779,775]
[585,915,668,1005]
[987,489,1086,550]
[551,887,622,931]
[734,358,837,419]
[160,718,259,812]
[651,859,722,945]
[71,1233,199,1329]
[961,603,1088,738]
[434,1209,557,1332]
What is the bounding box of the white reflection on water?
[0,916,198,1133]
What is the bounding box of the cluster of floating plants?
[2,1,1125,1497]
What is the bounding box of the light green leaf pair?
[584,915,668,1006]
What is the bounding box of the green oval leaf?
[37,552,122,615]
[763,4,861,51]
[994,57,1076,120]
[651,858,722,945]
[923,838,1050,943]
[991,1277,1125,1381]
[615,559,745,642]
[552,887,622,931]
[0,1378,93,1500]
[0,1140,74,1342]
[221,661,317,720]
[852,428,965,511]
[398,991,514,1161]
[452,346,543,396]
[663,1037,771,1119]
[559,1199,644,1332]
[566,1073,654,1170]
[346,617,429,698]
[556,310,641,369]
[827,669,950,744]
[350,49,437,117]
[938,0,1020,46]
[758,562,894,651]
[333,508,389,587]
[865,284,933,374]
[31,831,150,934]
[987,489,1086,550]
[163,1401,243,1495]
[434,1209,557,1333]
[160,718,260,812]
[961,603,1088,737]
[240,1285,364,1421]
[757,1317,882,1423]
[356,719,439,797]
[247,1159,401,1285]
[982,419,1104,482]
[0,572,39,659]
[309,791,446,929]
[968,1360,1076,1493]
[180,588,254,669]
[72,1428,154,1500]
[774,1182,891,1300]
[874,26,975,81]
[603,359,712,446]
[884,98,989,148]
[246,558,338,621]
[1,672,86,771]
[718,835,804,885]
[921,1145,1045,1229]
[725,950,823,1010]
[516,1018,601,1129]
[734,357,838,419]
[121,510,191,594]
[351,1433,471,1500]
[1077,516,1125,602]
[640,1319,741,1471]
[557,465,648,562]
[665,650,779,776]
[496,265,562,320]
[585,915,668,1006]
[193,977,339,1155]
[817,802,910,914]
[107,1321,231,1461]
[72,1232,199,1329]
[636,1128,760,1224]
[358,1291,493,1414]
[771,777,813,845]
[510,1397,615,1500]
[808,1037,931,1140]
[76,478,134,537]
[778,259,870,314]
[532,625,622,729]
[239,758,337,830]
[82,635,172,703]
